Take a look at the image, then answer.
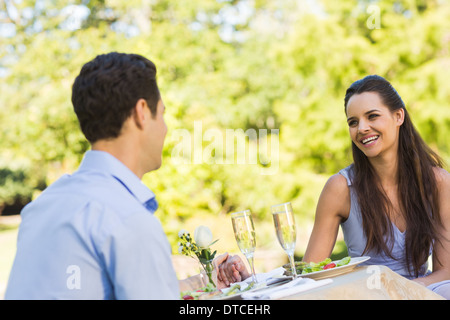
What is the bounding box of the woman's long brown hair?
[344,75,444,277]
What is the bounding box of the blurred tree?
[0,1,449,256]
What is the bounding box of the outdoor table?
[282,265,444,300]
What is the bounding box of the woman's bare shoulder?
[324,173,350,193]
[433,166,450,185]
[433,167,450,197]
[318,173,351,219]
[432,166,450,222]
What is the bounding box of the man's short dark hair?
[72,52,160,143]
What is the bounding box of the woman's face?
[346,91,404,160]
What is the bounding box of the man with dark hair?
[72,53,161,144]
[6,52,226,299]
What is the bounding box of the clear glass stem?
[246,254,258,283]
[288,253,298,278]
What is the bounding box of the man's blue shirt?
[5,150,179,299]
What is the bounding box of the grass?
[0,224,19,299]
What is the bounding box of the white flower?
[194,225,213,249]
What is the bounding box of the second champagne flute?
[231,210,258,283]
[271,202,298,278]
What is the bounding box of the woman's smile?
[360,134,380,147]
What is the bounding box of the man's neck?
[91,137,144,179]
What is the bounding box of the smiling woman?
[346,91,405,161]
[301,75,450,299]
[342,76,443,266]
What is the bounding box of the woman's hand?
[215,253,251,287]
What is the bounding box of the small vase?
[200,260,216,288]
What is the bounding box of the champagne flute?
[231,210,258,283]
[271,202,298,278]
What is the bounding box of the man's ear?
[132,99,149,130]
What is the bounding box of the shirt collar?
[78,150,157,212]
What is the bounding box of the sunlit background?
[1,0,449,298]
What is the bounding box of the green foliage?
[0,167,34,206]
[1,1,449,255]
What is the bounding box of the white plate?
[297,256,371,280]
[216,275,293,300]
